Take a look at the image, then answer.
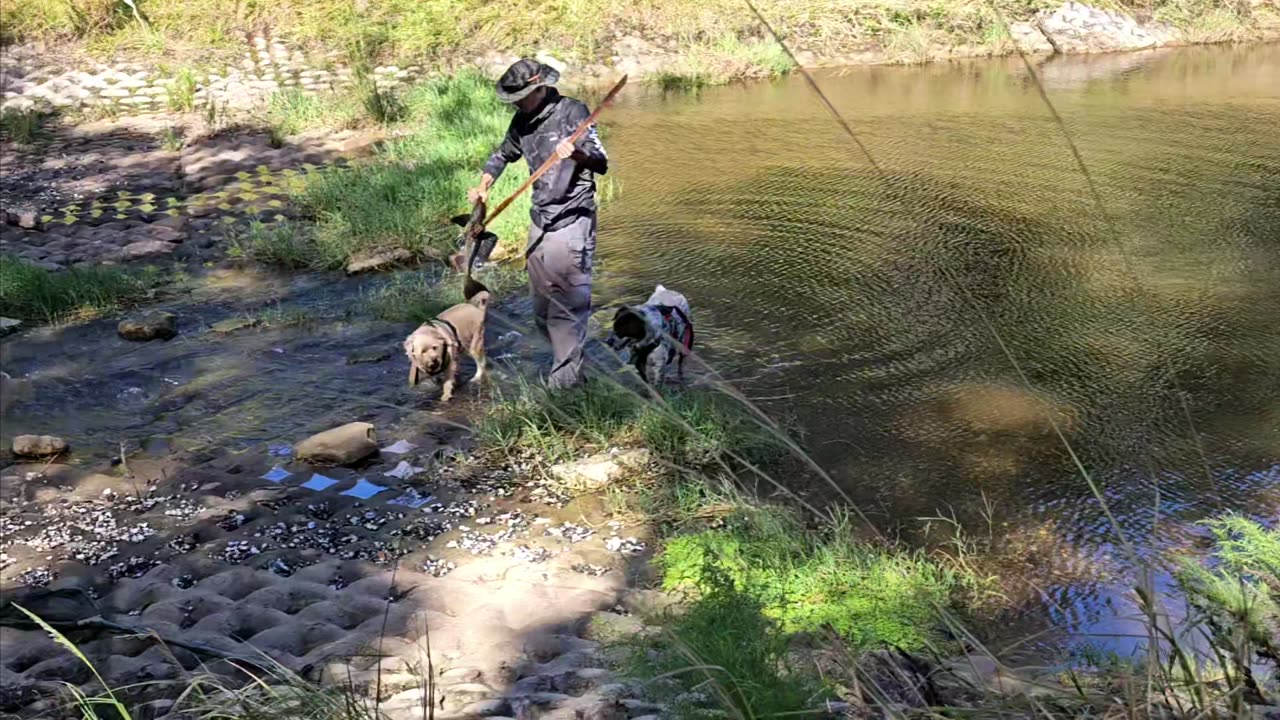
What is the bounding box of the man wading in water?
[468,59,609,390]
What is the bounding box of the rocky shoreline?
[0,266,675,718]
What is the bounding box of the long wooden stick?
[483,75,628,227]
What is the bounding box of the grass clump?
[227,220,323,269]
[165,66,198,112]
[0,109,48,144]
[293,71,534,268]
[0,254,169,323]
[1175,514,1280,661]
[652,34,793,91]
[659,505,978,650]
[265,89,358,144]
[478,379,784,466]
[363,266,526,324]
[627,572,830,717]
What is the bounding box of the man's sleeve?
[482,123,522,180]
[568,102,608,175]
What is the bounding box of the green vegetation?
[0,109,46,144]
[10,603,387,720]
[362,266,526,324]
[1175,515,1279,661]
[659,506,978,649]
[478,379,785,466]
[160,124,184,150]
[286,71,535,269]
[165,66,197,112]
[3,0,1270,76]
[651,35,793,90]
[0,254,170,323]
[627,574,831,716]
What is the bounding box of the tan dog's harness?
[430,317,462,371]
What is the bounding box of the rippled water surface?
[594,44,1280,652]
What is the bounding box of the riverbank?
[3,52,1279,718]
[2,0,1279,116]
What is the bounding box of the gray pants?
[527,213,595,389]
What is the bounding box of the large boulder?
[118,311,177,341]
[294,422,377,465]
[12,434,69,458]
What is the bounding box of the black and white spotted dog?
[605,284,695,384]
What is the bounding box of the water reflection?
[596,44,1280,651]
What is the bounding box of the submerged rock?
[117,311,177,341]
[13,434,69,458]
[345,247,412,274]
[210,317,258,334]
[294,422,377,465]
[549,449,651,491]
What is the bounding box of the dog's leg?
[633,346,654,385]
[439,358,458,403]
[408,363,419,387]
[471,336,487,384]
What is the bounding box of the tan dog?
[403,282,490,402]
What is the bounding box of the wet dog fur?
[403,281,490,402]
[605,284,693,385]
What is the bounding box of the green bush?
[660,506,976,650]
[1175,515,1280,658]
[628,571,828,716]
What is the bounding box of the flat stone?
[13,434,69,458]
[144,225,186,243]
[440,667,483,684]
[346,349,391,365]
[118,311,177,341]
[345,247,413,274]
[0,317,22,336]
[210,317,258,334]
[294,421,378,465]
[459,699,510,716]
[21,258,65,272]
[548,449,651,490]
[121,240,178,259]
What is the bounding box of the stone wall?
[0,34,427,116]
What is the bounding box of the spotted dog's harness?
[655,305,694,362]
[614,304,694,366]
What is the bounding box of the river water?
[593,44,1280,655]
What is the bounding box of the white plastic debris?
[384,460,424,480]
[382,439,417,454]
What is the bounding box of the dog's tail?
[464,277,490,308]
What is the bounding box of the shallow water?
[595,44,1280,655]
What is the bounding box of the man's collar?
[520,88,561,120]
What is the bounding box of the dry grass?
[2,0,1266,68]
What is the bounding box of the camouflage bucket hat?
[495,58,560,103]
